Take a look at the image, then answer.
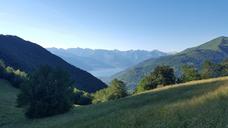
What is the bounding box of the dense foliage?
[220,59,228,76]
[73,88,92,105]
[17,66,74,118]
[134,75,157,93]
[180,65,201,82]
[0,59,26,88]
[93,79,127,104]
[200,59,228,78]
[152,65,176,85]
[200,60,219,79]
[135,65,176,93]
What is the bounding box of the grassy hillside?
[1,77,228,128]
[112,36,228,89]
[0,35,107,92]
[0,80,24,127]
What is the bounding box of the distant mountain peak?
[182,36,228,53]
[0,34,24,40]
[197,36,228,51]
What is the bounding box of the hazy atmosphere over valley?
[1,0,228,128]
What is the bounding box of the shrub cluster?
[92,79,128,104]
[135,59,228,93]
[134,65,176,93]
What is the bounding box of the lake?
[89,68,125,78]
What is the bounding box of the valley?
[1,35,228,128]
[89,67,124,78]
[1,1,228,127]
[47,48,167,78]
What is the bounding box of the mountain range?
[2,35,227,91]
[111,36,228,89]
[47,48,167,78]
[0,35,107,92]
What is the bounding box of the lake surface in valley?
[89,68,125,78]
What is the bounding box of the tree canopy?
[17,65,74,118]
[93,79,127,104]
[135,65,176,93]
[181,65,201,82]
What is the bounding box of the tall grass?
[1,77,228,128]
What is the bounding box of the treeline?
[134,59,228,93]
[0,60,27,88]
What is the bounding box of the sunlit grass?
[136,76,228,95]
[1,77,228,128]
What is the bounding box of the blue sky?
[0,0,228,52]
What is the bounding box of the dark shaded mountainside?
[0,35,107,92]
[112,36,228,89]
[47,48,167,71]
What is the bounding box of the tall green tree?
[134,75,157,93]
[200,60,220,79]
[220,59,228,76]
[181,65,201,82]
[152,65,176,86]
[135,65,176,93]
[93,79,127,104]
[108,79,128,100]
[17,65,74,118]
[201,60,214,79]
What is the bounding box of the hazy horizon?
[47,46,168,52]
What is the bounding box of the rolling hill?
[112,36,228,89]
[1,77,228,128]
[0,35,107,92]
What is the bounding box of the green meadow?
[1,77,228,128]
